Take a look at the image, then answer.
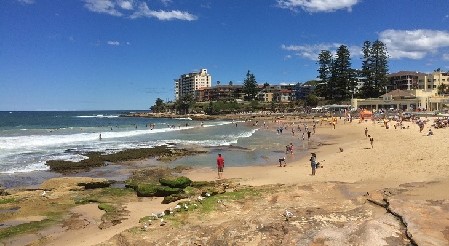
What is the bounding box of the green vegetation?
[46,146,203,173]
[74,188,135,205]
[98,203,116,213]
[360,40,389,98]
[136,184,182,197]
[243,70,258,100]
[159,177,192,189]
[150,98,166,113]
[0,213,61,240]
[0,197,15,204]
[199,187,260,213]
[98,187,135,197]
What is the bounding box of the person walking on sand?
[216,154,225,179]
[369,135,374,148]
[310,153,317,175]
[364,127,368,137]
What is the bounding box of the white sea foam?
[0,118,254,174]
[159,128,258,147]
[0,126,194,151]
[0,161,49,174]
[174,117,192,120]
[75,115,119,118]
[202,121,234,128]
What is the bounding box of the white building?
[174,68,212,100]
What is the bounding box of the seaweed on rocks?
[45,146,206,174]
[159,177,192,188]
[135,184,183,197]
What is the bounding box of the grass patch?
[199,187,260,213]
[0,219,53,240]
[98,203,117,213]
[0,198,15,204]
[97,187,135,197]
[74,187,135,205]
[0,212,61,240]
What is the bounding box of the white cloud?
[160,0,172,7]
[277,0,359,12]
[17,0,35,4]
[83,0,197,21]
[443,53,449,61]
[83,0,123,16]
[118,0,134,10]
[107,40,120,46]
[379,29,449,59]
[130,2,197,21]
[282,43,361,60]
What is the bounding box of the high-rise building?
[174,69,212,100]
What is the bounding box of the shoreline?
[2,114,449,245]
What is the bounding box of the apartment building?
[174,68,212,100]
[387,71,427,90]
[417,71,449,90]
[195,85,244,102]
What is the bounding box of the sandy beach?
[1,115,449,245]
[185,116,449,188]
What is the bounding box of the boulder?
[159,176,192,189]
[162,193,190,204]
[136,184,183,197]
[0,185,9,196]
[78,180,114,189]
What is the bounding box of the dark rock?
[159,176,192,189]
[136,184,183,197]
[162,193,189,204]
[78,180,115,189]
[0,185,9,196]
[46,146,205,174]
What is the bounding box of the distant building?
[294,83,315,100]
[257,84,298,102]
[417,71,449,90]
[195,85,244,102]
[387,71,427,91]
[174,68,211,100]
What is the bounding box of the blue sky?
[1,0,449,110]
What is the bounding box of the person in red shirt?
[216,153,225,179]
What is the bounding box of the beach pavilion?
[351,89,449,111]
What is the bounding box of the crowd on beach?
[213,108,449,180]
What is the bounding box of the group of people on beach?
[365,127,374,148]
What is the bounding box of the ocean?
[0,111,311,187]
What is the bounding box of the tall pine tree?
[331,45,354,100]
[316,50,333,99]
[243,70,258,101]
[360,40,389,98]
[371,40,389,96]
